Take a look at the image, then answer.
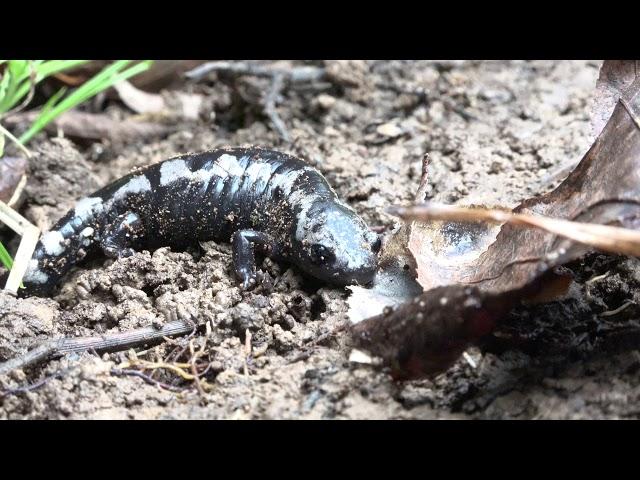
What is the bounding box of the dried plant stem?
[390,202,640,258]
[0,319,200,376]
[0,122,31,158]
[185,61,327,143]
[0,200,40,294]
[184,61,326,83]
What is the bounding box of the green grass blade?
[0,60,90,115]
[0,61,31,112]
[10,60,89,111]
[34,60,88,78]
[0,240,13,270]
[19,60,153,144]
[39,86,67,118]
[7,60,28,79]
[0,71,10,104]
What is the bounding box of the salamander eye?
[371,236,382,253]
[309,244,335,265]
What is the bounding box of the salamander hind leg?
[99,212,145,259]
[231,230,277,290]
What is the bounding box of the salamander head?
[291,201,380,286]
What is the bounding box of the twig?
[3,110,174,143]
[0,367,72,398]
[0,122,32,158]
[185,61,327,142]
[118,358,196,380]
[389,202,640,258]
[264,73,290,142]
[243,328,252,377]
[288,324,348,364]
[0,319,201,376]
[159,328,197,369]
[0,200,40,294]
[184,61,326,83]
[586,272,610,284]
[109,368,184,392]
[414,153,431,202]
[462,351,478,369]
[188,340,205,398]
[601,301,635,317]
[374,82,478,121]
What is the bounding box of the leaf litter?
[348,62,640,379]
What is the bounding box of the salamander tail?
[21,198,104,297]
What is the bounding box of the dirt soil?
[4,60,640,420]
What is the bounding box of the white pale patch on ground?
[348,349,375,364]
[40,230,65,256]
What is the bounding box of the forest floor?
[4,60,640,419]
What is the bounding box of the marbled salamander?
[21,147,381,296]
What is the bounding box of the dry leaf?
[348,71,640,379]
[347,154,430,323]
[113,80,166,114]
[409,77,640,295]
[64,61,206,91]
[591,60,638,140]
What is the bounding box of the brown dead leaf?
[64,61,206,91]
[113,81,205,122]
[348,69,640,379]
[113,80,167,114]
[591,60,639,140]
[408,77,640,295]
[347,155,430,322]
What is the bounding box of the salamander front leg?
[100,212,145,259]
[232,230,276,289]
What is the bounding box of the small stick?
[601,300,635,317]
[185,61,327,142]
[389,202,640,258]
[414,153,431,203]
[0,367,72,398]
[5,227,39,295]
[0,200,41,295]
[0,123,32,158]
[184,61,326,83]
[243,328,252,376]
[0,319,201,376]
[288,324,348,364]
[189,339,205,398]
[3,110,174,143]
[264,73,290,142]
[109,368,184,392]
